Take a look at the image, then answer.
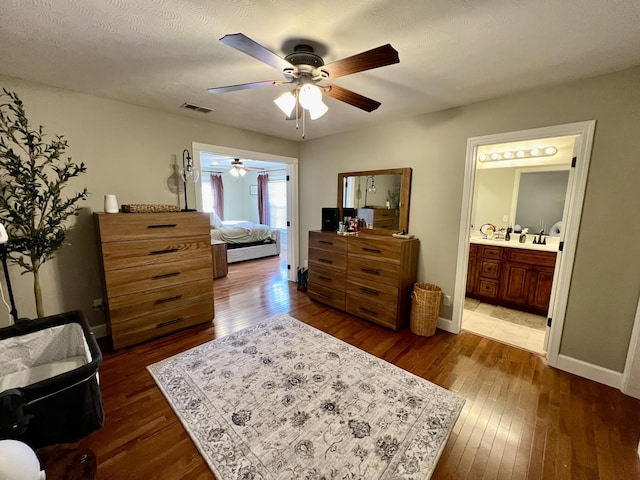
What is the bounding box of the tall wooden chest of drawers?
[94,212,214,349]
[308,231,419,331]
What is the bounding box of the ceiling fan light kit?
[229,158,248,177]
[209,33,399,138]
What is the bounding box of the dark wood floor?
[82,253,640,479]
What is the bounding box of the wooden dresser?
[94,212,214,349]
[307,230,419,331]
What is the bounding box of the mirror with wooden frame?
[337,168,412,233]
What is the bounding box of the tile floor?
[462,299,547,355]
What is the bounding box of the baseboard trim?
[92,322,108,339]
[555,354,623,389]
[436,317,456,333]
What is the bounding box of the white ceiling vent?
[181,102,214,114]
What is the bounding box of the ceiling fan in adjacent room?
[208,33,400,137]
[229,158,251,177]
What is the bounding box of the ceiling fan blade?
[322,44,399,80]
[220,33,293,72]
[323,83,381,112]
[208,80,288,94]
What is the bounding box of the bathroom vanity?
[466,236,558,316]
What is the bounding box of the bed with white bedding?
[210,219,281,263]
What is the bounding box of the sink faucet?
[533,229,546,245]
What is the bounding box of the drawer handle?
[147,224,178,229]
[362,247,382,254]
[359,287,379,296]
[318,275,332,282]
[152,272,180,280]
[318,240,333,245]
[360,267,381,276]
[157,317,184,328]
[154,294,183,305]
[359,307,378,316]
[319,258,333,265]
[149,248,179,255]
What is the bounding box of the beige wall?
[2,67,639,374]
[0,75,298,328]
[299,66,640,372]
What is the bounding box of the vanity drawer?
[348,236,401,263]
[104,256,213,298]
[96,212,210,242]
[309,248,347,270]
[346,278,398,306]
[307,283,346,310]
[100,235,211,270]
[348,256,400,285]
[480,245,503,260]
[309,264,346,290]
[309,231,347,253]
[346,295,397,330]
[108,278,214,324]
[477,279,499,298]
[110,299,213,350]
[506,248,556,267]
[479,259,501,279]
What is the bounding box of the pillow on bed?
[210,212,223,228]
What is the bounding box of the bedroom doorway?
[191,142,299,283]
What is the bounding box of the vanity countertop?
[470,235,559,252]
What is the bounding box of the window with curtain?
[257,173,270,225]
[200,172,224,220]
[267,175,287,229]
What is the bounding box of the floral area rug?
[147,314,465,479]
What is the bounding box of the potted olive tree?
[0,88,88,318]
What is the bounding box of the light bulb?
[230,167,239,177]
[308,100,328,120]
[299,84,322,110]
[274,91,296,116]
[545,147,557,155]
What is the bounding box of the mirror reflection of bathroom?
[463,134,577,355]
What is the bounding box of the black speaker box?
[321,207,339,231]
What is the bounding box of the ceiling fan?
[208,33,399,132]
[229,158,250,177]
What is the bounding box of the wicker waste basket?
[410,282,442,336]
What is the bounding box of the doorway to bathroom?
[451,121,595,367]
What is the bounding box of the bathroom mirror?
[337,168,412,233]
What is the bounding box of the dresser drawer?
[348,236,402,263]
[309,231,347,253]
[104,256,213,298]
[346,278,399,306]
[108,278,214,324]
[110,300,213,350]
[101,235,211,270]
[307,283,346,310]
[96,212,210,242]
[308,264,346,290]
[348,256,400,285]
[309,248,347,270]
[346,295,397,330]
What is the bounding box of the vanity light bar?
[478,146,557,162]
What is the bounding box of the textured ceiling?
[1,1,639,142]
